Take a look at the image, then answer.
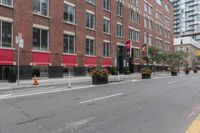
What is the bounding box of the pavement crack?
[15,114,54,126]
[2,100,31,119]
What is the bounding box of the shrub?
[91,67,109,78]
[109,67,119,75]
[140,67,152,74]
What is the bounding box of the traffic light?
[142,44,147,54]
[126,40,131,58]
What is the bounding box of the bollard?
[68,73,71,88]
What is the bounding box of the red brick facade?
[0,0,174,79]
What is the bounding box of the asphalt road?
[0,73,199,133]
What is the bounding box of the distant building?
[173,0,200,42]
[174,37,200,70]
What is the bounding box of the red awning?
[0,49,14,65]
[102,58,112,67]
[85,56,96,67]
[32,52,51,66]
[63,55,77,67]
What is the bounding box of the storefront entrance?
[0,66,11,81]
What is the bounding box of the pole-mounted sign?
[15,33,24,86]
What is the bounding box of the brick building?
[0,0,174,80]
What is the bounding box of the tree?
[172,51,187,70]
[148,46,163,64]
[162,52,171,65]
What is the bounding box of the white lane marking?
[187,110,196,119]
[168,81,179,84]
[79,93,124,104]
[0,86,95,100]
[109,81,128,85]
[131,79,142,82]
[64,117,95,130]
[152,77,163,79]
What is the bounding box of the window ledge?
[86,27,96,31]
[64,21,76,26]
[0,4,13,9]
[116,36,123,39]
[102,56,112,59]
[103,8,111,13]
[86,1,96,6]
[32,50,51,53]
[0,47,15,50]
[33,12,50,19]
[103,32,111,36]
[117,15,123,18]
[85,55,96,57]
[63,53,77,56]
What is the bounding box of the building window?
[129,9,140,24]
[33,28,48,51]
[156,39,163,49]
[33,0,49,16]
[134,49,140,59]
[149,36,153,46]
[144,2,152,15]
[165,29,170,39]
[103,0,110,11]
[64,3,75,24]
[117,23,123,37]
[144,17,153,30]
[0,0,13,6]
[0,20,12,48]
[117,2,123,16]
[86,12,95,29]
[156,0,162,5]
[156,23,163,35]
[86,38,95,55]
[129,28,140,42]
[130,0,139,7]
[64,34,75,54]
[165,42,170,51]
[156,11,162,22]
[103,18,110,34]
[103,41,110,57]
[86,0,95,4]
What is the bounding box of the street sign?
[16,33,24,48]
[19,39,24,48]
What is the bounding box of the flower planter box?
[193,70,198,73]
[142,74,151,79]
[185,70,190,74]
[171,72,177,76]
[92,76,108,85]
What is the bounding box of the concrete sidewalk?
[0,72,170,93]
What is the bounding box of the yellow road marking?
[185,115,200,133]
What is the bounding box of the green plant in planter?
[123,67,130,75]
[109,67,119,75]
[91,67,109,85]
